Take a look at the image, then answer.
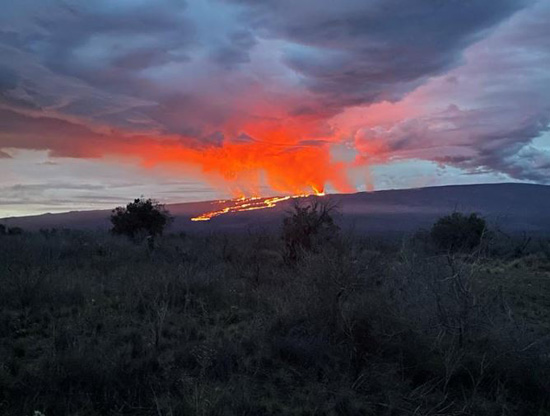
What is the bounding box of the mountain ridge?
[2,183,549,235]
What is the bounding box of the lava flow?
[191,190,325,222]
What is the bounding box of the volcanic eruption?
[191,187,326,221]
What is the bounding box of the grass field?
[1,228,549,415]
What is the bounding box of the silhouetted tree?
[0,224,6,235]
[431,212,487,253]
[111,198,172,241]
[7,226,23,235]
[282,198,339,261]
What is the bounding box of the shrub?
[1,230,549,415]
[110,198,172,240]
[7,226,23,235]
[282,198,339,260]
[430,212,487,253]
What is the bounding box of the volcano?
[2,183,550,235]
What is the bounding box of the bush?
[431,212,487,253]
[110,198,172,240]
[282,198,339,261]
[7,226,23,235]
[0,230,549,415]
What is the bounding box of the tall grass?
[0,230,549,415]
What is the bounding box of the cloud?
[348,0,550,183]
[355,105,550,181]
[1,0,528,128]
[226,0,528,110]
[0,0,548,198]
[6,183,106,192]
[210,30,257,68]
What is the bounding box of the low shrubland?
[0,209,549,415]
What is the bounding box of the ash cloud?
[0,0,548,189]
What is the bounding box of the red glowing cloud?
[1,0,548,205]
[0,104,353,197]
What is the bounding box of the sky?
[1,0,549,216]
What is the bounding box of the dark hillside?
[2,183,549,235]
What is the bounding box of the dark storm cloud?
[356,105,550,183]
[0,0,197,134]
[350,0,550,184]
[210,30,257,68]
[0,66,18,90]
[1,0,548,187]
[1,0,528,135]
[226,0,529,110]
[0,108,110,157]
[0,107,217,158]
[29,1,195,83]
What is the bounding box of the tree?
[0,224,5,235]
[7,226,23,235]
[111,198,172,240]
[282,198,339,261]
[430,212,487,253]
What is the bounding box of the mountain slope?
[2,183,549,235]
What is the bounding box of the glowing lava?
[191,190,325,222]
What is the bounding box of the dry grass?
[0,230,549,415]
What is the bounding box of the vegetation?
[282,199,340,261]
[0,224,24,235]
[7,226,24,235]
[431,212,487,253]
[110,198,172,241]
[0,209,549,415]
